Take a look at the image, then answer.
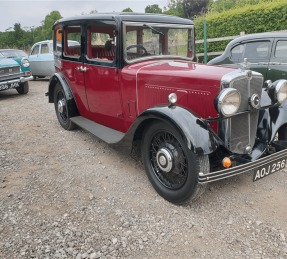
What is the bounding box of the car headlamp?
[216,88,241,117]
[268,80,287,104]
[21,58,30,68]
[168,93,177,105]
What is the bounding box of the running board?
[70,116,125,144]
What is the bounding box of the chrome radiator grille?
[220,70,263,154]
[0,66,20,77]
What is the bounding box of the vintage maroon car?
[47,13,287,204]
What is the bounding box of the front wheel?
[16,82,29,95]
[141,121,209,204]
[54,84,76,130]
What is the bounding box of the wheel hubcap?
[57,99,65,114]
[156,148,173,173]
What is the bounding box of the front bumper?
[0,75,33,90]
[199,148,287,183]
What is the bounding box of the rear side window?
[31,45,40,55]
[275,40,287,58]
[230,44,244,61]
[54,26,62,57]
[87,24,116,62]
[231,41,271,61]
[41,43,49,54]
[63,26,81,58]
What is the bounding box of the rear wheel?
[54,84,76,130]
[16,82,29,95]
[141,121,209,204]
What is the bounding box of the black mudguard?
[120,105,223,155]
[48,73,79,117]
[48,73,75,103]
[257,92,287,142]
[249,92,287,160]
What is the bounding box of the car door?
[37,42,54,77]
[266,39,287,81]
[59,25,90,117]
[29,43,41,75]
[231,40,273,79]
[83,21,125,132]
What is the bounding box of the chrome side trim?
[198,148,287,183]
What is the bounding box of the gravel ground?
[0,80,287,259]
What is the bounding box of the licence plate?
[0,82,19,90]
[253,157,287,181]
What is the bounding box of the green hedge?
[194,0,287,59]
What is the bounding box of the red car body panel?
[119,60,235,132]
[60,59,236,133]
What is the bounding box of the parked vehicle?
[0,49,33,94]
[208,32,287,81]
[0,49,30,75]
[29,40,55,79]
[47,13,287,204]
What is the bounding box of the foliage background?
[0,11,62,52]
[0,0,287,57]
[195,0,287,58]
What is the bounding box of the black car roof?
[53,12,194,28]
[229,32,287,44]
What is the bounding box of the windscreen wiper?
[143,24,164,36]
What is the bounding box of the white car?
[29,40,55,79]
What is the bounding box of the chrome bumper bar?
[199,148,287,183]
[0,75,33,86]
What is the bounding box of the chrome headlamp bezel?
[168,93,177,105]
[215,88,241,117]
[21,58,30,68]
[268,80,287,104]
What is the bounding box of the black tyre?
[16,82,29,95]
[54,84,76,130]
[141,121,209,204]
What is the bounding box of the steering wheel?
[126,44,148,56]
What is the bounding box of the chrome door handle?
[75,66,88,72]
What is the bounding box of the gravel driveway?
[0,80,286,259]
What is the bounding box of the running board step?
[70,116,125,144]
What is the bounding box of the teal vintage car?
[0,49,33,94]
[208,33,287,82]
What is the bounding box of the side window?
[275,40,287,58]
[230,44,245,62]
[31,45,40,55]
[41,43,49,54]
[54,26,62,57]
[64,26,81,58]
[87,24,116,62]
[125,28,160,60]
[244,41,271,59]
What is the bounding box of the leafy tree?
[145,4,163,13]
[122,7,133,12]
[163,0,185,17]
[40,11,62,40]
[164,0,209,18]
[182,0,209,18]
